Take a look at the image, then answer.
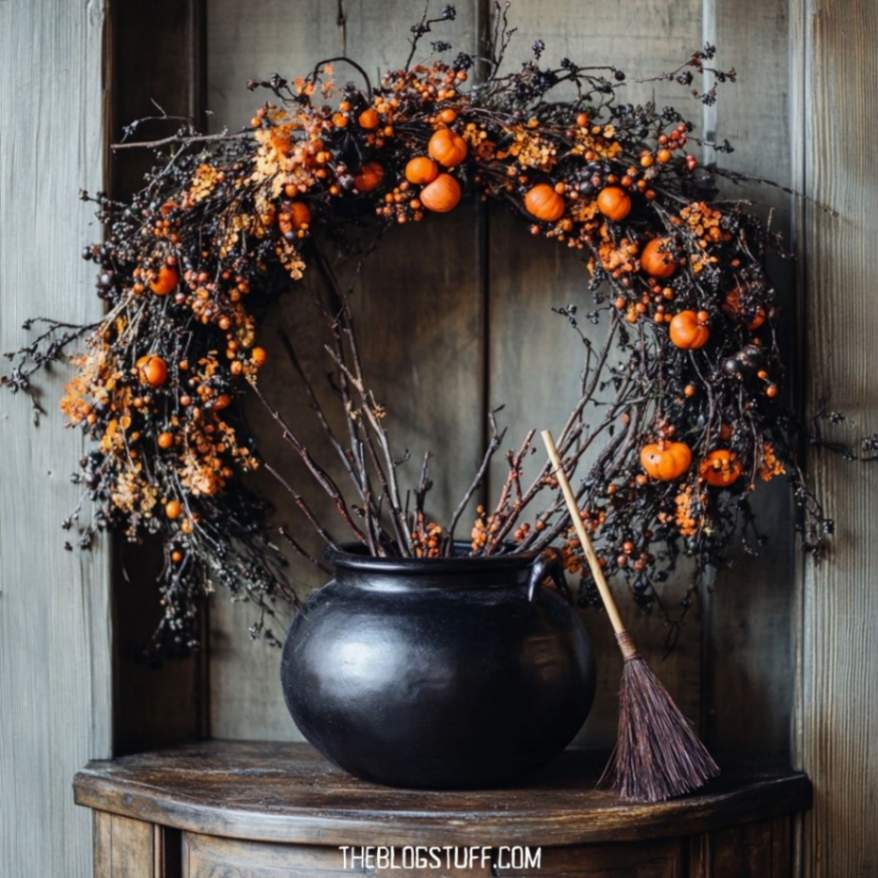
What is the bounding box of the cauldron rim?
[327,541,539,576]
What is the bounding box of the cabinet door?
[182,834,354,878]
[689,817,792,878]
[94,812,179,878]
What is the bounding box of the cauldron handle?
[527,548,571,602]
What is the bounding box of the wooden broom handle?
[541,430,637,658]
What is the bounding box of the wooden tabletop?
[74,740,811,847]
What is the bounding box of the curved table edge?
[73,768,812,847]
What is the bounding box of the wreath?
[3,4,834,654]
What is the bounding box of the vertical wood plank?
[485,0,704,747]
[205,0,485,739]
[689,816,792,878]
[107,0,209,754]
[793,0,878,875]
[705,0,796,758]
[94,812,113,878]
[109,814,156,876]
[0,2,111,877]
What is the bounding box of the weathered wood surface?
[689,816,792,878]
[180,831,682,878]
[792,0,878,875]
[0,1,111,877]
[74,740,811,848]
[704,0,796,758]
[205,0,485,741]
[107,0,209,756]
[94,810,182,878]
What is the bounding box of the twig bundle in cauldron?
[3,3,833,655]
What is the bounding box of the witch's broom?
[541,430,720,802]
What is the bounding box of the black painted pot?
[280,544,596,789]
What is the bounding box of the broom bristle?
[600,655,720,802]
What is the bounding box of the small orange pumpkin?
[700,449,743,487]
[354,161,385,193]
[428,128,468,167]
[640,441,692,481]
[157,431,174,450]
[165,499,182,520]
[405,156,439,185]
[137,354,168,388]
[722,286,766,330]
[358,108,380,130]
[420,173,461,213]
[149,265,178,296]
[524,183,566,222]
[596,186,632,221]
[669,310,710,349]
[641,237,677,278]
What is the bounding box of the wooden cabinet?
[75,741,809,877]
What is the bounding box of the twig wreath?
[3,4,839,654]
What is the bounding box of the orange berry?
[358,108,380,129]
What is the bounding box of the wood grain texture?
[485,0,704,749]
[107,0,209,756]
[689,817,792,878]
[92,811,181,877]
[792,0,878,875]
[73,740,811,848]
[0,2,111,877]
[705,0,796,759]
[183,833,364,877]
[205,0,485,741]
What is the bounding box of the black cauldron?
[280,544,596,788]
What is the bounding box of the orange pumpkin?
[149,265,178,296]
[640,441,692,481]
[641,237,677,278]
[669,310,710,349]
[420,173,461,213]
[700,449,743,487]
[354,161,385,193]
[157,431,174,450]
[165,499,182,520]
[524,184,566,222]
[428,128,468,167]
[405,156,439,185]
[251,346,268,367]
[137,354,168,388]
[722,286,766,330]
[596,186,632,221]
[358,108,380,130]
